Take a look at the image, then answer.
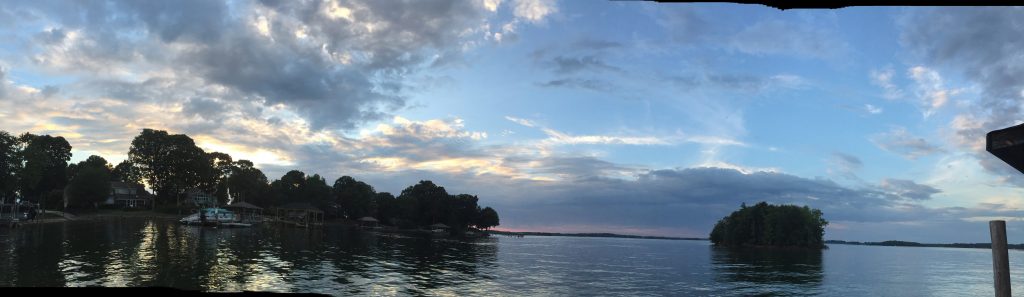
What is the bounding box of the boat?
[179,207,252,227]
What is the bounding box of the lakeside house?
[187,189,216,207]
[106,181,154,209]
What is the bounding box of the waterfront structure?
[225,201,263,224]
[275,202,324,228]
[106,182,153,209]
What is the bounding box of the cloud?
[537,78,614,92]
[900,8,1024,185]
[504,116,536,127]
[730,19,848,59]
[871,67,904,100]
[908,66,963,117]
[668,73,807,93]
[871,127,944,160]
[540,127,672,146]
[549,55,622,74]
[864,104,883,115]
[3,0,549,130]
[879,178,941,201]
[829,152,862,180]
[511,0,558,24]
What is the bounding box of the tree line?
[709,201,828,249]
[0,128,500,231]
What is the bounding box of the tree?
[374,192,398,225]
[476,207,499,230]
[0,131,21,201]
[397,180,449,226]
[709,201,829,249]
[66,157,111,208]
[270,170,306,206]
[333,176,375,219]
[112,160,143,184]
[208,152,233,205]
[17,133,72,208]
[226,160,270,206]
[304,174,332,210]
[128,129,217,206]
[449,194,480,230]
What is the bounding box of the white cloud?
[871,67,903,100]
[512,0,557,24]
[865,104,883,114]
[505,115,536,127]
[909,66,963,117]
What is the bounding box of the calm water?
[0,218,1021,296]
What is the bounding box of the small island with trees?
[709,201,828,249]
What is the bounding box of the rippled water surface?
[1,218,1022,296]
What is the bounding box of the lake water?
[0,218,1021,296]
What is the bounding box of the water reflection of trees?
[2,219,500,293]
[711,246,823,296]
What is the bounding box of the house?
[106,181,153,209]
[186,188,216,207]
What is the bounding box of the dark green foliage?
[374,192,398,225]
[476,206,499,230]
[333,176,375,219]
[128,129,218,206]
[710,201,828,249]
[268,170,331,209]
[0,131,20,200]
[112,160,143,184]
[66,165,111,208]
[18,133,72,206]
[227,160,271,206]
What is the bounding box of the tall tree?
[17,133,72,208]
[397,180,449,226]
[0,131,21,201]
[226,160,270,206]
[270,170,307,206]
[374,192,397,225]
[333,176,376,219]
[208,151,233,205]
[65,156,112,209]
[128,129,217,206]
[476,207,500,230]
[112,160,143,184]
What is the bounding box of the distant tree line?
[710,201,828,249]
[0,128,500,231]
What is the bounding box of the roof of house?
[358,216,379,222]
[225,201,262,210]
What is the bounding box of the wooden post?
[991,220,1011,297]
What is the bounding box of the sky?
[2,2,1024,243]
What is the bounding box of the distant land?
[826,240,1024,250]
[487,230,706,241]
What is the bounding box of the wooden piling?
[991,220,1011,297]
